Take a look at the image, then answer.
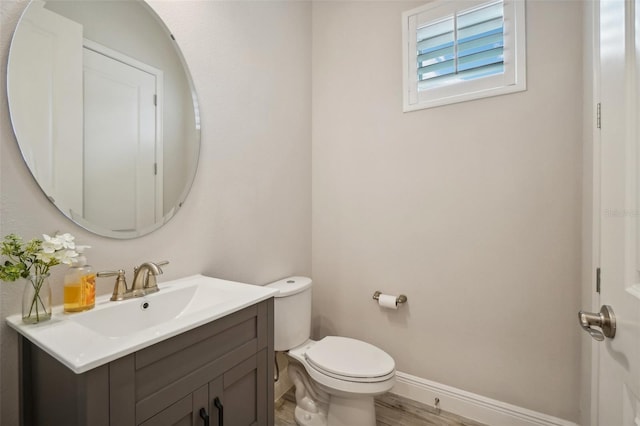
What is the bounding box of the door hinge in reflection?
[596,267,601,293]
[154,94,157,106]
[154,163,158,175]
[597,103,601,129]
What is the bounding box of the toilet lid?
[305,336,395,380]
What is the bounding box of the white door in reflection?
[7,1,83,215]
[83,44,163,233]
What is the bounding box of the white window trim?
[402,0,526,112]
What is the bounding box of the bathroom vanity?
[8,275,277,426]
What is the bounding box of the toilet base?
[293,395,376,426]
[294,405,327,426]
[326,395,376,426]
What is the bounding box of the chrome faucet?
[97,261,169,301]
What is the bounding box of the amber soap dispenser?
[63,246,96,312]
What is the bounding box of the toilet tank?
[267,277,312,351]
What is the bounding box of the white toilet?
[267,277,396,426]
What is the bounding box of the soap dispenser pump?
[63,246,95,313]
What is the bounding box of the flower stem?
[28,277,41,320]
[25,274,48,322]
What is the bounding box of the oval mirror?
[7,0,200,239]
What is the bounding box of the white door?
[7,0,83,215]
[83,46,159,233]
[586,0,640,424]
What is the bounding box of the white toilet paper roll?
[378,294,398,310]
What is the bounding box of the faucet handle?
[155,260,169,271]
[97,270,128,301]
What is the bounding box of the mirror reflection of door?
[82,42,163,232]
[7,0,83,214]
[8,0,199,239]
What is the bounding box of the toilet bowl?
[267,277,396,426]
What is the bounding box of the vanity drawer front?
[136,302,266,370]
[135,307,260,400]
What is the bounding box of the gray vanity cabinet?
[20,299,274,426]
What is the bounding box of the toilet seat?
[288,337,396,397]
[304,336,395,383]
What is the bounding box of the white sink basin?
[69,284,197,338]
[6,274,278,373]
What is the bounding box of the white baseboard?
[392,371,578,426]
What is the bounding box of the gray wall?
[311,0,583,422]
[0,1,311,424]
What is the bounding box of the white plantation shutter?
[416,16,456,86]
[403,0,526,111]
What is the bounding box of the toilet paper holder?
[372,291,407,305]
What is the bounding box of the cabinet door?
[209,350,269,426]
[140,385,208,426]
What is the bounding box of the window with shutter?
[403,0,526,111]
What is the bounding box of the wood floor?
[275,389,487,426]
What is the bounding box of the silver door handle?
[578,305,616,341]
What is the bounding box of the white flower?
[55,233,76,250]
[41,234,63,253]
[41,233,76,254]
[36,251,56,264]
[55,249,78,265]
[38,234,79,265]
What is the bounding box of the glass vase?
[22,273,52,324]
